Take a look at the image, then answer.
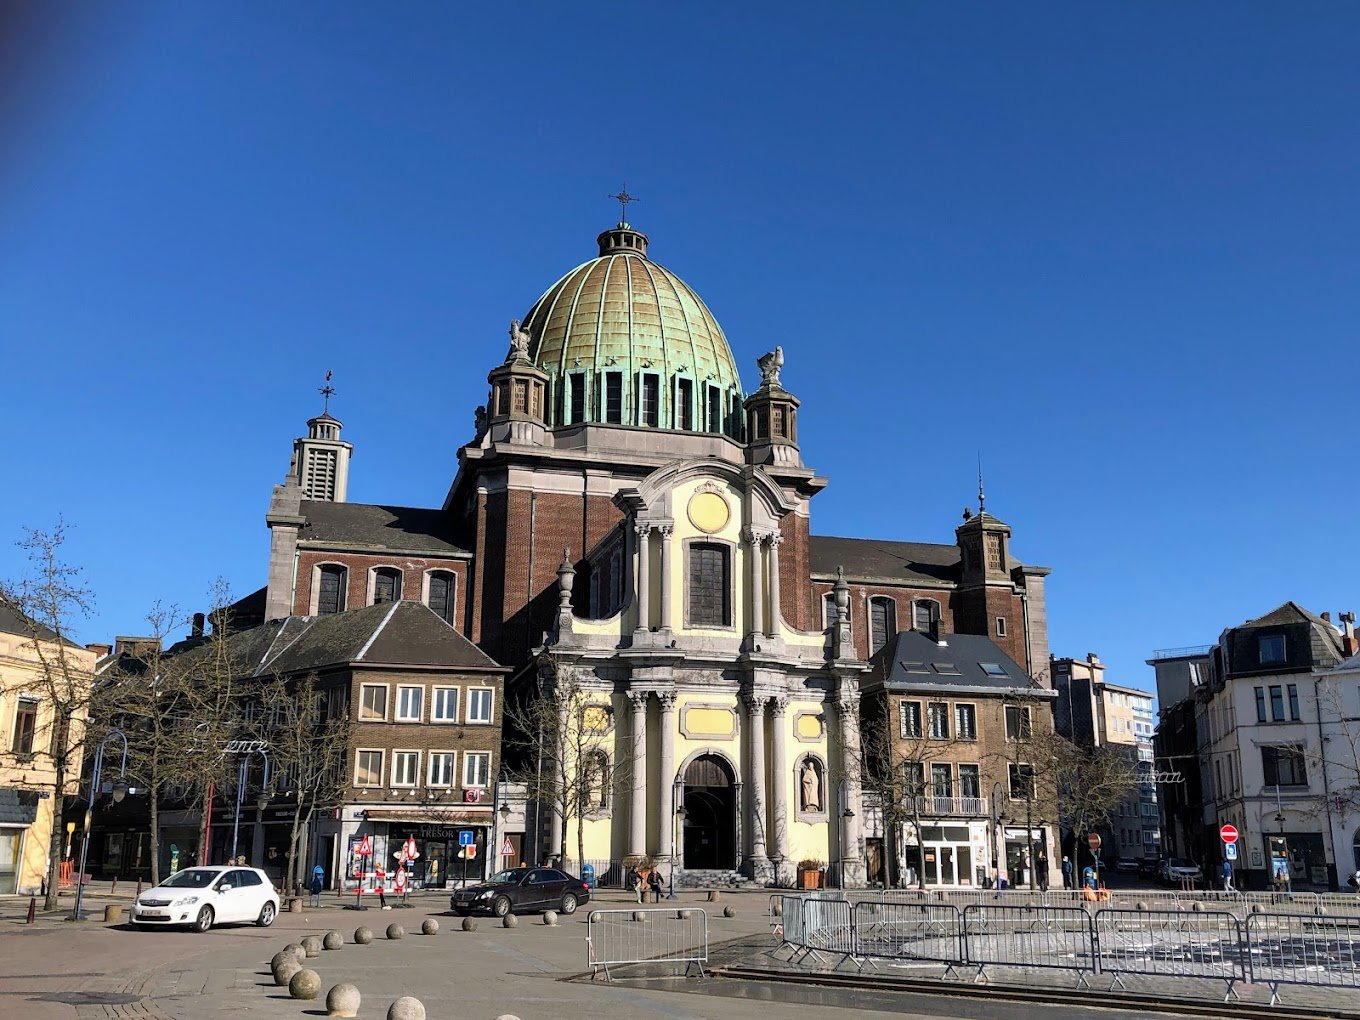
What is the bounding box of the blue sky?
[3,2,1357,693]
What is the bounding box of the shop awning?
[0,789,40,826]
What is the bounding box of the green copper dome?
[522,224,745,436]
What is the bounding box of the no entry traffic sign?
[1220,824,1239,845]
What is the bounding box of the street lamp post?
[668,778,685,900]
[230,749,271,864]
[72,730,129,921]
[989,781,1005,887]
[490,768,510,878]
[1273,782,1291,893]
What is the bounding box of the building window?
[392,751,420,788]
[1269,685,1285,722]
[427,572,455,624]
[1262,745,1307,787]
[1009,762,1034,799]
[464,752,491,788]
[467,688,494,724]
[1259,634,1286,664]
[985,533,1005,571]
[317,565,347,615]
[432,687,459,722]
[639,373,659,427]
[395,685,424,723]
[512,379,528,414]
[1287,684,1300,721]
[1255,687,1267,723]
[995,616,1007,637]
[11,698,39,755]
[676,377,694,430]
[954,703,977,740]
[958,763,981,800]
[912,599,939,634]
[604,372,623,424]
[373,568,402,604]
[1005,705,1032,741]
[566,373,587,424]
[869,597,896,655]
[706,385,723,434]
[358,684,388,722]
[688,542,731,627]
[772,405,786,438]
[822,593,837,628]
[584,749,610,808]
[900,700,922,739]
[980,663,1008,678]
[428,752,455,787]
[903,760,925,797]
[930,763,953,799]
[354,750,383,787]
[928,702,950,739]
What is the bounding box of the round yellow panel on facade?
[687,491,730,534]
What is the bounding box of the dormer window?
[675,377,694,430]
[567,374,587,424]
[1259,634,1286,665]
[706,385,723,434]
[638,373,660,427]
[603,372,623,424]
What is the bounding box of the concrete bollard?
[706,889,720,902]
[103,904,123,924]
[722,905,735,918]
[282,943,307,962]
[288,969,321,1000]
[271,949,300,972]
[631,911,647,923]
[421,918,439,935]
[26,896,35,924]
[354,926,374,944]
[387,995,426,1020]
[677,909,693,920]
[494,1015,523,1020]
[326,982,361,1018]
[461,916,478,932]
[323,930,344,950]
[541,910,558,926]
[588,911,602,923]
[502,913,518,929]
[385,922,405,940]
[301,935,323,957]
[272,957,303,987]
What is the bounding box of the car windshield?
[158,869,220,889]
[1168,859,1188,867]
[486,869,524,885]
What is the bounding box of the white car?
[131,866,279,932]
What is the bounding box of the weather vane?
[977,452,986,516]
[319,370,335,413]
[608,183,638,223]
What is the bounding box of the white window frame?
[431,686,460,723]
[927,701,950,740]
[466,687,494,725]
[368,565,404,606]
[395,685,424,723]
[354,748,384,788]
[358,683,389,722]
[995,616,1007,637]
[427,751,456,788]
[899,700,922,739]
[463,751,491,788]
[954,702,977,740]
[391,750,420,788]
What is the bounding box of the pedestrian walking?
[647,869,663,903]
[1036,850,1049,892]
[309,864,325,907]
[1221,860,1234,892]
[627,866,643,903]
[1061,856,1073,889]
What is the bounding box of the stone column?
[635,523,651,633]
[627,690,649,857]
[770,695,791,872]
[744,693,770,876]
[835,677,867,887]
[657,691,678,861]
[766,534,783,634]
[657,524,674,633]
[745,529,765,638]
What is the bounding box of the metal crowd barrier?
[962,904,1096,987]
[800,897,857,968]
[1095,908,1244,1001]
[585,907,708,981]
[852,900,964,976]
[1245,912,1360,1006]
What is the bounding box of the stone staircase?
[674,868,757,890]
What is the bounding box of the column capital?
[634,522,653,538]
[626,689,651,711]
[656,690,678,711]
[769,695,789,717]
[763,531,783,547]
[741,691,770,714]
[742,525,773,545]
[657,522,674,537]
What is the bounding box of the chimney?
[1341,611,1357,657]
[85,642,113,658]
[191,613,205,639]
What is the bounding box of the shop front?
[1003,825,1050,888]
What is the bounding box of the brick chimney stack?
[1340,611,1357,656]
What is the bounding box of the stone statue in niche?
[800,760,822,812]
[507,319,532,361]
[756,346,784,386]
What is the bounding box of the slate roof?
[1237,601,1343,655]
[810,535,961,585]
[298,501,470,556]
[873,630,1044,693]
[0,601,80,648]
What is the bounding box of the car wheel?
[560,893,578,915]
[256,902,276,927]
[193,906,214,933]
[492,896,511,918]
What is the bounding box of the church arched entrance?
[682,753,736,870]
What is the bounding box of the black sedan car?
[450,867,590,917]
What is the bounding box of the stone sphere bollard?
[461,916,478,932]
[354,926,374,944]
[502,913,519,929]
[301,935,323,957]
[289,968,321,1001]
[386,922,405,940]
[494,1015,523,1020]
[270,949,298,972]
[677,909,693,920]
[1135,901,1148,912]
[589,910,602,923]
[421,918,439,935]
[387,995,426,1020]
[1251,903,1264,914]
[282,942,307,962]
[326,982,361,1018]
[772,901,783,917]
[1191,902,1204,913]
[542,910,558,926]
[323,930,344,950]
[272,957,302,987]
[722,905,736,918]
[1316,905,1328,916]
[632,910,647,923]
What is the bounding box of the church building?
[252,214,1052,888]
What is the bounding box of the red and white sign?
[1087,833,1102,851]
[1220,824,1239,845]
[356,835,373,857]
[402,837,419,862]
[500,838,514,857]
[394,866,407,892]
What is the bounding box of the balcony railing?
[911,795,988,817]
[1149,645,1213,661]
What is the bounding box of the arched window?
[688,542,731,627]
[913,599,940,634]
[317,565,347,615]
[427,571,455,624]
[869,596,897,655]
[373,567,402,604]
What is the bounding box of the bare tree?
[0,523,97,910]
